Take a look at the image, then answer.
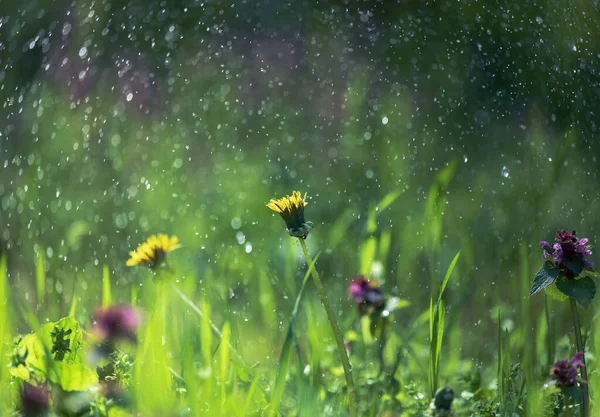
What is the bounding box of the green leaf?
[561,385,583,402]
[9,317,97,391]
[530,261,560,296]
[555,276,596,308]
[562,254,584,277]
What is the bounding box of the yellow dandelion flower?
[267,190,314,239]
[126,233,181,268]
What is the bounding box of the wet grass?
[2,170,599,417]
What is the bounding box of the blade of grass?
[299,240,357,417]
[220,322,231,407]
[428,251,460,398]
[243,372,262,417]
[268,253,319,416]
[68,292,77,317]
[497,312,504,411]
[102,265,111,307]
[0,255,10,414]
[35,249,45,309]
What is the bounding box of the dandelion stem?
[299,239,357,417]
[570,298,589,417]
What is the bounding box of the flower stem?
[299,239,357,417]
[570,299,589,417]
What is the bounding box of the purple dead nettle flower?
[349,275,386,313]
[540,229,593,274]
[550,352,585,388]
[94,305,140,343]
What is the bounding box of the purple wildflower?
[348,275,385,314]
[539,229,594,275]
[19,383,49,417]
[93,305,140,343]
[550,352,585,388]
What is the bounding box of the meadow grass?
[2,175,599,417]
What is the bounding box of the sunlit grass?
[2,178,599,416]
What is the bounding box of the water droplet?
[501,166,510,178]
[231,217,242,229]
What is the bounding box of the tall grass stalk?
[428,251,460,398]
[0,255,10,414]
[299,239,357,417]
[102,265,112,307]
[35,249,45,311]
[570,299,589,417]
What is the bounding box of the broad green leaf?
[555,276,596,308]
[9,316,97,391]
[530,261,559,296]
[562,254,584,277]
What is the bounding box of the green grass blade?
[0,255,10,413]
[220,322,231,406]
[201,297,214,369]
[243,372,262,417]
[429,251,460,398]
[438,251,460,303]
[428,294,435,397]
[269,253,319,415]
[376,189,404,213]
[19,300,40,331]
[435,297,445,382]
[102,265,111,307]
[68,292,78,317]
[258,269,277,330]
[328,207,357,249]
[35,249,45,308]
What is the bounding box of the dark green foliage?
[555,276,596,308]
[530,261,560,296]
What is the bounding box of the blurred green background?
[1,0,600,405]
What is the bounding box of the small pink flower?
[94,305,140,343]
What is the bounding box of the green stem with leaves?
[570,299,589,417]
[299,239,357,417]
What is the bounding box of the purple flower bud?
[540,229,594,276]
[550,352,585,388]
[348,275,386,313]
[20,384,49,417]
[94,305,140,343]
